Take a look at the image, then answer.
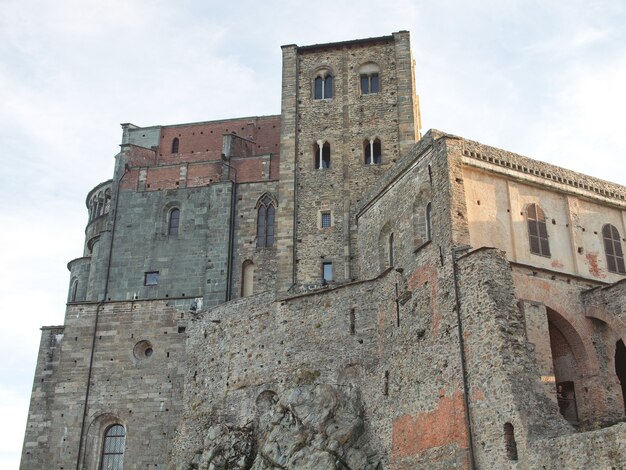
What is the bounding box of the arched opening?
[242,260,254,297]
[168,208,180,236]
[101,424,126,469]
[615,339,626,412]
[363,138,382,164]
[314,141,331,169]
[503,422,518,461]
[171,137,179,154]
[256,194,275,248]
[548,313,580,423]
[69,278,78,302]
[313,72,333,99]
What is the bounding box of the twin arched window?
[314,72,333,99]
[359,62,380,95]
[364,138,382,164]
[314,141,331,169]
[101,424,125,469]
[603,224,626,274]
[526,203,551,257]
[257,195,275,248]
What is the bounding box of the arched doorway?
[547,310,583,424]
[615,339,626,412]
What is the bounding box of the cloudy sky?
[1,0,625,467]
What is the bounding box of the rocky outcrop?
[185,384,380,470]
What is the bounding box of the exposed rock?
[186,384,380,470]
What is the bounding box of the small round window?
[133,340,154,360]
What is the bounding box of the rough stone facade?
[21,32,626,469]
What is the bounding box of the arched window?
[364,138,382,165]
[103,189,111,214]
[503,422,518,461]
[388,233,395,266]
[602,224,626,274]
[171,137,179,154]
[314,71,333,99]
[168,208,180,236]
[526,203,550,257]
[95,191,104,218]
[101,424,125,469]
[241,260,255,297]
[359,62,381,95]
[314,141,331,169]
[256,195,275,248]
[69,279,78,303]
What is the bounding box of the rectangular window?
[322,262,333,283]
[144,271,159,286]
[321,212,331,228]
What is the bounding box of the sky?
[1,0,625,467]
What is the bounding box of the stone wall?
[288,32,420,286]
[99,183,233,307]
[20,300,190,469]
[231,181,281,298]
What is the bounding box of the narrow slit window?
[526,203,551,257]
[426,203,432,241]
[603,224,626,274]
[70,279,78,302]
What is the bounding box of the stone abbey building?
[21,31,626,469]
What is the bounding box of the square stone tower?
[276,31,422,290]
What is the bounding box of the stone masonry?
[21,32,626,470]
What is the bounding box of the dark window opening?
[256,195,275,248]
[314,74,333,99]
[364,138,382,164]
[388,233,395,267]
[171,137,179,154]
[144,271,159,286]
[321,212,331,228]
[426,203,433,241]
[349,308,355,335]
[503,422,518,461]
[101,424,125,469]
[526,203,551,257]
[360,72,380,94]
[168,208,180,236]
[603,224,626,274]
[314,142,331,169]
[322,261,333,284]
[70,279,78,302]
[384,370,389,396]
[615,340,626,412]
[556,381,578,424]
